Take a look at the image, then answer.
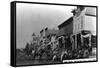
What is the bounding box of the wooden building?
[58,17,73,37]
[71,6,96,50]
[57,6,96,50]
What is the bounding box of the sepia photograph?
[11,1,97,66]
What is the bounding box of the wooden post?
[75,34,77,49]
[81,34,83,47]
[71,35,74,51]
[89,34,91,46]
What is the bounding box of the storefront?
[70,30,91,51]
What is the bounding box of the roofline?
[58,17,73,28]
[85,14,96,17]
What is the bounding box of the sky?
[16,3,96,49]
[16,3,76,48]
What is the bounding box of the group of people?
[23,34,92,62]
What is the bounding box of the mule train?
[25,33,92,62]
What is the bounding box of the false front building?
[71,6,96,50]
[57,6,96,50]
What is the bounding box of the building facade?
[71,6,96,50]
[57,6,96,51]
[57,17,73,50]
